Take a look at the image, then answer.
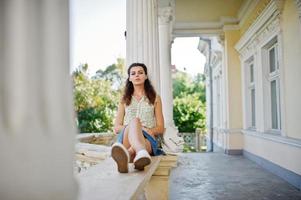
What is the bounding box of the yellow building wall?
[240,0,272,34]
[281,0,301,139]
[224,30,243,130]
[242,0,301,178]
[244,134,301,175]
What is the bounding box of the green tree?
[93,58,125,90]
[173,71,206,102]
[172,71,206,133]
[173,94,206,132]
[191,73,206,103]
[72,60,124,133]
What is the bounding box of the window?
[263,39,281,132]
[245,58,256,129]
[267,44,281,130]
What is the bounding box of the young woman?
[111,63,164,173]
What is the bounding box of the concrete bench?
[77,154,177,200]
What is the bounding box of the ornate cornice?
[240,16,280,59]
[240,0,270,34]
[296,0,301,22]
[274,0,285,14]
[235,0,281,59]
[212,51,222,69]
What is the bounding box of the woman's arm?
[144,95,165,136]
[114,101,125,134]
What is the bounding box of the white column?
[157,6,184,153]
[0,1,77,199]
[158,7,174,127]
[126,0,161,93]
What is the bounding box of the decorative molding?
[173,15,238,37]
[220,16,239,24]
[235,0,281,59]
[174,21,223,30]
[217,34,225,47]
[242,129,301,148]
[296,0,301,22]
[274,0,285,14]
[173,29,223,37]
[242,16,280,59]
[218,128,242,134]
[158,6,173,25]
[238,0,255,20]
[211,51,222,68]
[238,0,261,28]
[223,25,240,31]
[174,17,238,30]
[197,39,210,57]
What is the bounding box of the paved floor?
[169,152,301,200]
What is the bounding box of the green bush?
[72,61,124,133]
[77,107,113,133]
[173,94,206,132]
[172,71,206,133]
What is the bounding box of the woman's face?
[129,66,147,85]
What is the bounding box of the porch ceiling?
[173,0,248,36]
[175,0,245,22]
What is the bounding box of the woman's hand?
[114,101,125,134]
[143,127,155,136]
[114,126,120,134]
[114,125,125,134]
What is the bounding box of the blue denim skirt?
[117,127,164,156]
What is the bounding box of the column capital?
[158,6,173,25]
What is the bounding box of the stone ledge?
[77,156,161,200]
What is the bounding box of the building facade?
[125,0,301,189]
[193,0,301,189]
[0,0,300,199]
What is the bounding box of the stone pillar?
[158,7,173,127]
[0,1,77,199]
[222,29,243,154]
[158,6,184,153]
[126,0,161,93]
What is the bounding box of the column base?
[162,125,184,153]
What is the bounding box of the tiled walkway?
[169,152,301,200]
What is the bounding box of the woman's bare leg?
[127,118,148,152]
[121,118,152,156]
[127,147,135,163]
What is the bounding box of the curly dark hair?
[122,63,156,106]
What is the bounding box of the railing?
[178,129,207,152]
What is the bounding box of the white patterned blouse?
[123,96,156,129]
